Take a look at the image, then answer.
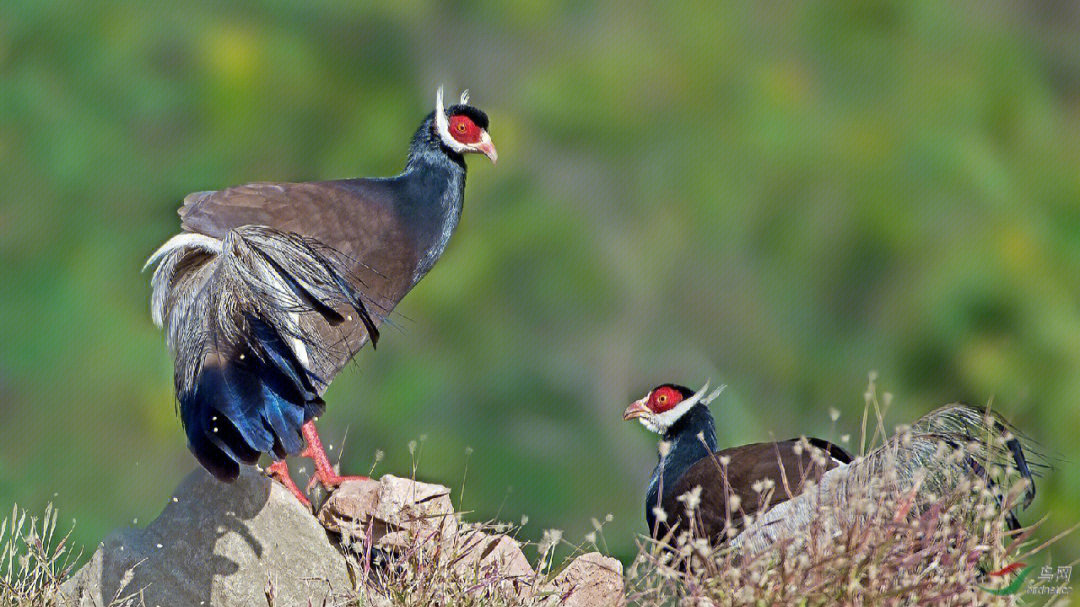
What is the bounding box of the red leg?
[265,460,312,509]
[301,420,368,491]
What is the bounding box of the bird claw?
[309,468,367,492]
[301,420,369,491]
[269,421,370,506]
[321,471,369,488]
[264,460,312,510]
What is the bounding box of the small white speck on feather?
[172,497,179,503]
[156,543,163,549]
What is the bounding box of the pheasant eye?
[456,123,467,133]
[657,394,668,404]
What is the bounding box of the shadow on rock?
[61,467,349,606]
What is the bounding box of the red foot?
[265,460,311,509]
[301,420,369,492]
[264,420,368,507]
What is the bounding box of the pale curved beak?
[622,398,651,421]
[476,131,497,164]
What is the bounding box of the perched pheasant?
[146,88,496,506]
[625,382,1036,547]
[624,383,850,543]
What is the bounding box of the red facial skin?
[449,115,483,144]
[647,386,684,414]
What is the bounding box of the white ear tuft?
[687,381,710,406]
[434,85,469,154]
[702,383,726,405]
[460,89,470,105]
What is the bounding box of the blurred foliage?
[1,1,1079,570]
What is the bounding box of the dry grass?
[335,522,560,606]
[4,381,1072,606]
[0,480,1068,607]
[626,479,1041,606]
[0,503,82,607]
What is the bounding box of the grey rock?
[451,531,532,580]
[545,552,625,607]
[453,530,535,600]
[318,475,457,553]
[60,467,351,607]
[61,471,628,606]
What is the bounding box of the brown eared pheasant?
[145,88,496,507]
[625,382,1037,546]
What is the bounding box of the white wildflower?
[676,485,702,512]
[652,506,668,523]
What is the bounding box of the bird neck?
[646,404,718,509]
[397,115,469,282]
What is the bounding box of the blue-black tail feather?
[178,319,325,482]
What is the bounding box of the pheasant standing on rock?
[145,88,496,507]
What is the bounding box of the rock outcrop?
[547,552,625,607]
[60,467,350,606]
[318,475,625,606]
[62,469,625,606]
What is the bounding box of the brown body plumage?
[656,438,850,543]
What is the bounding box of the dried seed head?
[652,506,668,523]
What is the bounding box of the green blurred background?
[2,1,1079,574]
